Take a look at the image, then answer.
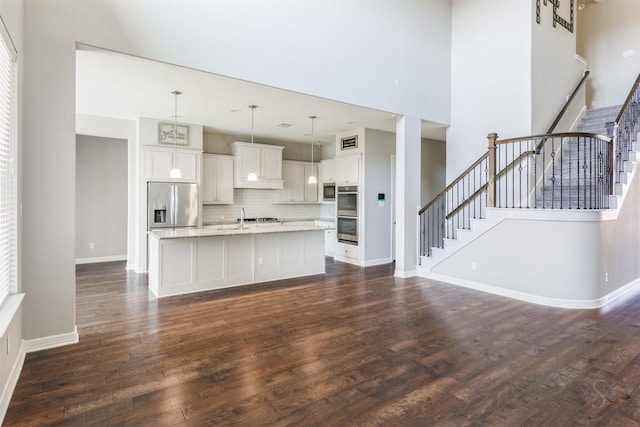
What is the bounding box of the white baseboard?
[0,340,25,425]
[395,269,417,278]
[421,272,640,309]
[75,255,126,265]
[362,257,393,267]
[24,327,79,353]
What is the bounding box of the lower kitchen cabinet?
[148,229,326,297]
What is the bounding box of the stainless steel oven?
[337,216,358,245]
[337,185,357,217]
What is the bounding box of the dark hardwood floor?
[5,258,640,425]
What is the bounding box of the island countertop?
[149,223,333,240]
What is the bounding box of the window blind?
[0,15,17,306]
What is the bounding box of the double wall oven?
[337,185,358,245]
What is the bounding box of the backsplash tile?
[202,189,325,223]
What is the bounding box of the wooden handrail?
[498,132,611,145]
[614,72,640,124]
[418,152,489,215]
[546,70,590,135]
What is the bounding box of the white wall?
[448,0,532,182]
[24,0,451,342]
[75,135,128,262]
[531,0,586,134]
[577,0,640,108]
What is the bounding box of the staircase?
[535,105,621,209]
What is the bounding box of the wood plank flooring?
[5,259,640,425]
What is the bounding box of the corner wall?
[577,0,640,108]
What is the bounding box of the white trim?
[24,327,79,353]
[0,293,23,337]
[0,340,25,425]
[75,255,127,265]
[575,53,588,67]
[362,257,392,267]
[422,272,640,309]
[395,269,416,278]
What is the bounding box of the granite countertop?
[202,217,335,227]
[149,223,334,240]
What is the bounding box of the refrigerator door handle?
[170,184,176,226]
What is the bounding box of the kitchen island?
[147,223,329,297]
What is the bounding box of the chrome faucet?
[240,208,245,230]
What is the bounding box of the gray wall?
[421,138,446,206]
[76,135,128,262]
[363,129,395,263]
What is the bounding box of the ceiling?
[76,47,447,145]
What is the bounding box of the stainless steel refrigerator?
[147,182,199,229]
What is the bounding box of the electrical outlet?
[89,242,95,249]
[471,261,477,271]
[258,257,264,265]
[605,272,609,282]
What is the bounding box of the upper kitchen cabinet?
[276,161,318,203]
[202,154,234,204]
[230,141,284,189]
[320,158,336,183]
[335,155,360,185]
[144,147,200,182]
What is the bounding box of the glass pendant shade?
[247,171,258,181]
[169,167,182,179]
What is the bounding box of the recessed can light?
[277,123,292,128]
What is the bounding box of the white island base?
[148,226,327,298]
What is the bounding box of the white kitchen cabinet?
[320,159,336,183]
[230,141,284,189]
[202,154,234,204]
[335,241,360,263]
[336,155,360,185]
[315,220,336,257]
[276,161,318,203]
[144,147,200,182]
[305,164,319,202]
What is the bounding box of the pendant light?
[247,104,258,182]
[169,90,182,179]
[308,115,317,184]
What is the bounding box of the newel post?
[487,132,498,208]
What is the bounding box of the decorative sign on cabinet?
[230,141,284,189]
[202,154,234,204]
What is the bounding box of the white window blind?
[0,16,17,306]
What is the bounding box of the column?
[395,115,421,277]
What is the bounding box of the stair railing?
[610,72,640,185]
[419,71,590,259]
